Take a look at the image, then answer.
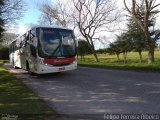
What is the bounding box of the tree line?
[0,0,160,64]
[0,0,24,59]
[78,15,160,63]
[107,16,160,63]
[0,0,24,37]
[38,0,160,64]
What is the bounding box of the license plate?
[59,67,65,71]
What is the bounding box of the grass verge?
[78,61,160,73]
[78,51,160,73]
[0,60,55,120]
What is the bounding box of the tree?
[117,33,133,63]
[127,18,146,63]
[107,42,121,63]
[0,19,4,38]
[0,44,9,60]
[0,32,17,47]
[78,40,92,61]
[124,0,160,63]
[0,0,4,38]
[72,0,119,62]
[1,0,25,23]
[38,0,71,27]
[96,48,107,54]
[0,0,25,39]
[38,3,55,25]
[108,33,133,63]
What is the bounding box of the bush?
[0,46,9,60]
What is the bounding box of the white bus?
[9,26,77,74]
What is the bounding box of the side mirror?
[29,36,37,47]
[32,37,37,47]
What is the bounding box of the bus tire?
[13,62,18,69]
[14,66,19,69]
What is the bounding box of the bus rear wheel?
[13,62,18,69]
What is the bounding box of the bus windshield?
[38,28,76,58]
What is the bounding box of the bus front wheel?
[26,62,35,75]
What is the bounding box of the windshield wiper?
[50,44,61,57]
[50,38,62,57]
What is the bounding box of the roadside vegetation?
[78,50,160,73]
[0,60,55,120]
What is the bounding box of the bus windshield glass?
[38,28,76,57]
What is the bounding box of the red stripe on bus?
[17,51,23,56]
[43,57,75,65]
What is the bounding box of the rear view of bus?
[10,26,77,74]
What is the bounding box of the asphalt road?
[5,64,160,120]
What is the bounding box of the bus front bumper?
[35,62,77,74]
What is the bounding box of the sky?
[6,0,160,48]
[7,0,125,35]
[7,0,160,32]
[7,0,41,35]
[18,0,41,34]
[22,0,40,24]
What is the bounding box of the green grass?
[0,61,55,120]
[78,51,160,73]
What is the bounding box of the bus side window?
[30,29,37,57]
[31,31,35,39]
[30,29,36,40]
[30,45,37,58]
[30,29,37,47]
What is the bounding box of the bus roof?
[30,25,73,31]
[10,25,73,45]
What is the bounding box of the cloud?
[5,23,35,35]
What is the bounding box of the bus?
[9,26,78,74]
